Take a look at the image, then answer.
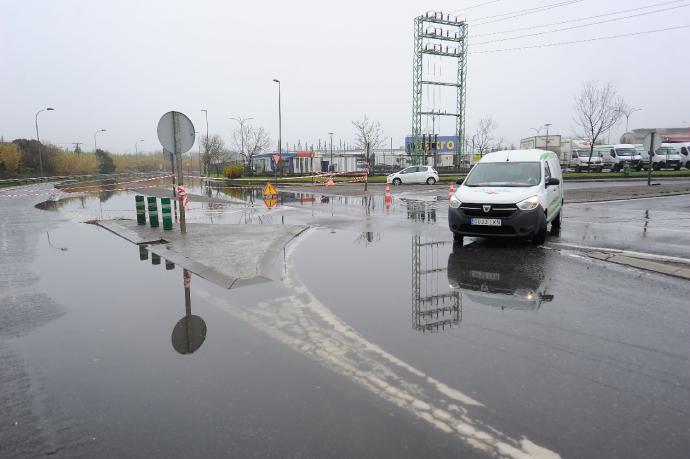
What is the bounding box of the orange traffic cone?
[384,183,392,203]
[325,178,335,187]
[448,183,455,200]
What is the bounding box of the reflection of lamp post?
[35,107,55,177]
[94,129,106,152]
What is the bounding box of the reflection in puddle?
[447,242,555,311]
[138,246,207,354]
[192,231,559,459]
[412,236,461,333]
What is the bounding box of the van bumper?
[448,205,547,238]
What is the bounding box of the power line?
[471,0,687,37]
[470,24,689,54]
[448,0,502,15]
[471,3,689,46]
[468,0,584,25]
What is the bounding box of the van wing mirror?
[547,177,560,186]
[455,178,464,185]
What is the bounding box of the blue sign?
[405,135,460,154]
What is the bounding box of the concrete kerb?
[588,251,690,281]
[94,219,310,290]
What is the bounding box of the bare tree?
[233,125,271,175]
[474,116,497,157]
[352,115,384,167]
[573,81,625,161]
[203,134,228,176]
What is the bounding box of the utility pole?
[201,109,209,175]
[35,107,54,177]
[273,79,282,179]
[544,123,552,152]
[94,129,107,152]
[72,142,83,154]
[328,132,334,172]
[364,142,370,192]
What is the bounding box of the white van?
[653,144,682,170]
[569,149,603,172]
[593,144,643,171]
[449,149,563,245]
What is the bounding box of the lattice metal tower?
[412,11,468,165]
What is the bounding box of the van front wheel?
[551,208,562,228]
[533,223,547,245]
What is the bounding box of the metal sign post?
[158,111,195,233]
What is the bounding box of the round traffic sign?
[171,314,207,354]
[157,111,195,155]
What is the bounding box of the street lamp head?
[273,79,280,83]
[46,107,55,111]
[100,129,107,133]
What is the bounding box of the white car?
[387,165,439,185]
[448,149,563,245]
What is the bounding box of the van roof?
[478,149,557,163]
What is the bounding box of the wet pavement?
[1,178,690,458]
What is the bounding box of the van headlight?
[449,196,461,208]
[516,196,540,210]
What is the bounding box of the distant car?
[387,165,439,185]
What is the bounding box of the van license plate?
[470,218,501,226]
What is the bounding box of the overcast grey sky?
[1,0,688,154]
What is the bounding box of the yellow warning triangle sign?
[263,182,278,198]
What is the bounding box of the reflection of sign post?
[644,131,662,186]
[171,269,207,355]
[157,111,195,233]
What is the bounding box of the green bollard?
[161,197,173,230]
[623,163,631,176]
[147,197,159,228]
[136,195,146,225]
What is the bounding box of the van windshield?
[464,162,541,187]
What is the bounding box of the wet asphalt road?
[1,179,689,458]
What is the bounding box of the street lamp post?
[273,79,282,179]
[35,107,55,177]
[135,139,144,155]
[328,132,334,172]
[201,109,209,175]
[621,107,642,133]
[94,129,107,152]
[544,123,552,151]
[230,116,254,170]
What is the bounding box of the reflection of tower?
[412,236,460,333]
